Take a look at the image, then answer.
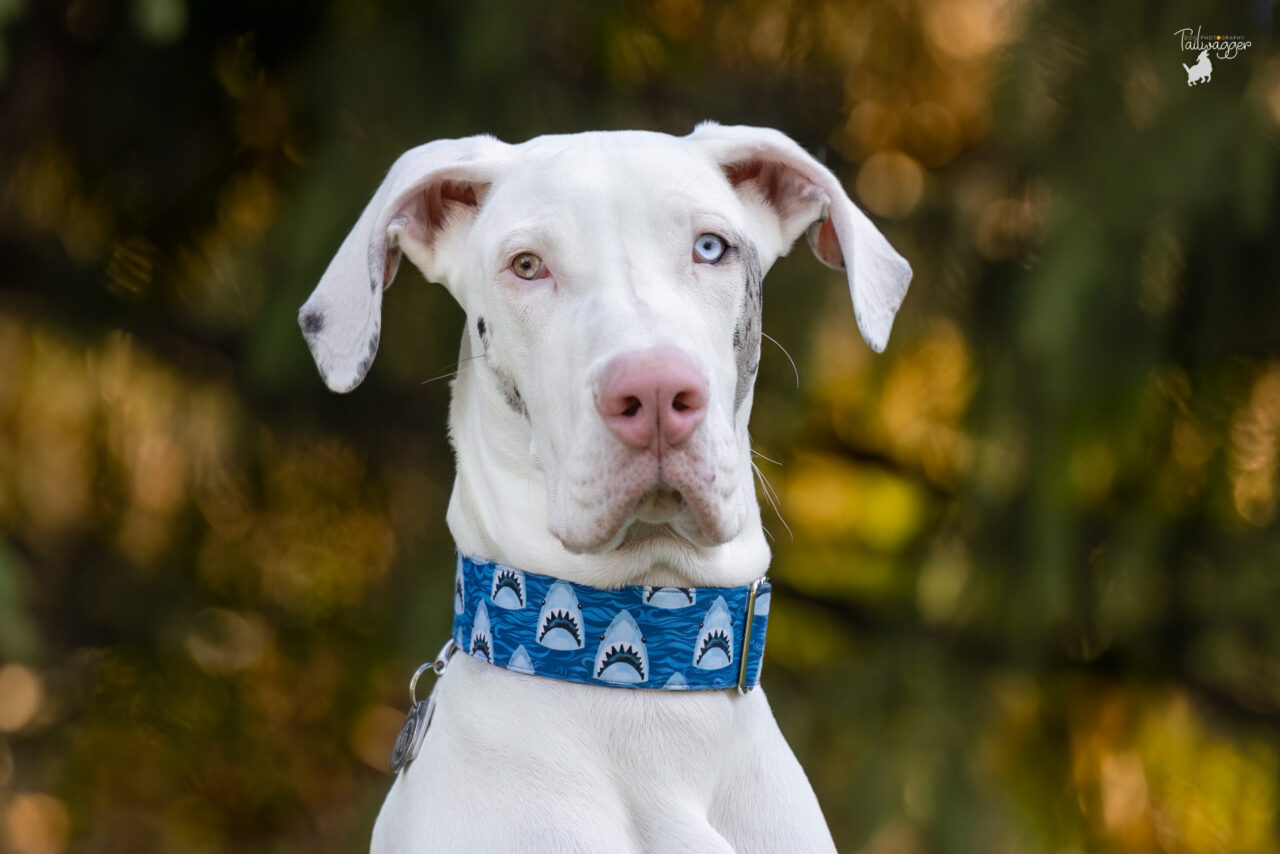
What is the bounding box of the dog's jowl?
[299,124,911,853]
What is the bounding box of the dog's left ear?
[688,123,912,353]
[298,135,510,393]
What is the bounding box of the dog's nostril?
[621,397,642,418]
[671,397,690,412]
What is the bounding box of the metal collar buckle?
[736,578,763,695]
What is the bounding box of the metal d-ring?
[410,638,459,705]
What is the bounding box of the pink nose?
[595,347,709,449]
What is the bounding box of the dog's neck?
[444,335,771,590]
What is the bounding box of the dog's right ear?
[298,136,509,393]
[688,123,911,353]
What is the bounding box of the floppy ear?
[298,135,509,392]
[687,122,912,353]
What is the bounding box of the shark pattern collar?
[451,555,772,692]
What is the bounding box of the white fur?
[298,125,911,853]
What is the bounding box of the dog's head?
[299,124,910,557]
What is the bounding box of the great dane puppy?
[299,123,911,853]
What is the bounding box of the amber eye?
[511,252,545,280]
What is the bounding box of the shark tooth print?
[536,582,584,651]
[490,564,526,609]
[454,555,466,615]
[470,601,494,664]
[641,586,696,609]
[693,596,734,670]
[593,610,649,684]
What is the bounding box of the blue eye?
[693,233,726,264]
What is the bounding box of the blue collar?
[451,555,771,692]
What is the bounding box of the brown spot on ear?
[418,180,482,241]
[387,176,490,288]
[722,159,825,224]
[441,181,477,207]
[723,160,765,187]
[812,217,844,269]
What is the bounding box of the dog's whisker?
[753,468,786,542]
[760,472,789,539]
[761,332,799,388]
[420,352,487,386]
[751,447,782,466]
[751,458,783,506]
[751,460,792,542]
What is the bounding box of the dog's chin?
[550,483,741,555]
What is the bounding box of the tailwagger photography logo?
[1175,27,1253,87]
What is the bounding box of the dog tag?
[390,693,435,774]
[390,640,457,775]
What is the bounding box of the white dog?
[299,123,911,853]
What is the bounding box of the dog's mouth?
[617,520,693,553]
[631,485,686,522]
[548,420,744,554]
[558,475,735,555]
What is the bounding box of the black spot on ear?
[477,316,488,342]
[356,328,381,383]
[302,311,325,335]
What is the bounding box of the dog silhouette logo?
[1174,28,1253,88]
[1183,49,1212,86]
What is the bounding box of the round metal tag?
[389,695,435,775]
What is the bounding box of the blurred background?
[0,0,1278,851]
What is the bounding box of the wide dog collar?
[451,555,771,692]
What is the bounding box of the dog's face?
[461,135,774,552]
[299,125,910,557]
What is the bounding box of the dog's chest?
[442,653,741,779]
